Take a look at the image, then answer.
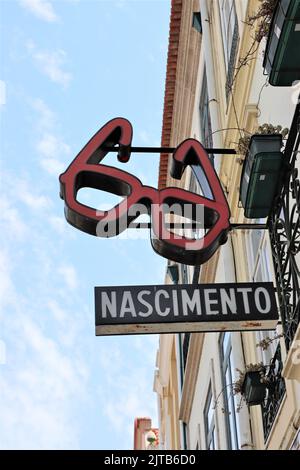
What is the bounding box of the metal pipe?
[102,145,236,155]
[127,223,267,230]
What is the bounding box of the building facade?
[154,0,300,450]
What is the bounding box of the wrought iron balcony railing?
[261,343,286,441]
[268,98,300,351]
[261,97,300,441]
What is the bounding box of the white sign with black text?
[95,282,278,335]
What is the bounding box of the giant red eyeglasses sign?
[59,118,231,265]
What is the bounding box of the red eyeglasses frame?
[59,118,231,265]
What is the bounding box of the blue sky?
[0,0,170,450]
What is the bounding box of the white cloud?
[0,170,158,450]
[133,335,158,363]
[37,133,70,159]
[0,313,89,449]
[40,156,66,176]
[102,366,157,441]
[0,226,89,448]
[0,80,6,106]
[96,339,158,448]
[37,133,70,176]
[98,344,123,374]
[3,174,52,213]
[0,169,91,449]
[0,197,28,240]
[31,101,71,176]
[22,318,77,389]
[47,299,67,323]
[49,215,71,235]
[20,185,52,211]
[27,41,72,88]
[0,250,16,313]
[31,98,56,130]
[139,130,151,144]
[58,264,78,290]
[19,0,59,23]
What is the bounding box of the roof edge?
[158,0,183,190]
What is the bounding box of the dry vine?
[213,362,271,415]
[256,333,283,351]
[230,0,278,92]
[237,123,289,155]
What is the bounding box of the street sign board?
[95,282,278,335]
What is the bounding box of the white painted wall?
[249,42,296,128]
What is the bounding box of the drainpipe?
[200,0,223,173]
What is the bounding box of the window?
[219,0,238,69]
[218,0,239,99]
[189,171,201,196]
[182,333,190,370]
[188,173,207,243]
[254,237,278,364]
[199,69,213,149]
[181,263,189,284]
[204,384,217,450]
[197,70,215,197]
[220,332,239,449]
[178,265,191,373]
[245,231,279,364]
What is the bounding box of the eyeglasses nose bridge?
[132,186,159,217]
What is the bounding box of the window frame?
[219,332,240,449]
[218,0,237,69]
[204,383,217,450]
[199,68,213,149]
[218,0,239,100]
[244,230,280,364]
